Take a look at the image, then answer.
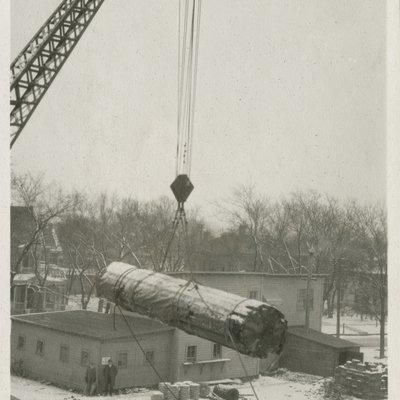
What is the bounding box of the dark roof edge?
[11,311,174,340]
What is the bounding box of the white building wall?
[11,320,101,389]
[172,273,324,331]
[100,331,174,388]
[171,330,259,383]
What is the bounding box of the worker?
[84,362,97,396]
[103,358,118,396]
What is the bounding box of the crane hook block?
[170,174,194,203]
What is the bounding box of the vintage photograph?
[5,0,392,399]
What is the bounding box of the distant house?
[11,206,67,314]
[11,310,255,391]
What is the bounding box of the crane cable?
[163,0,201,271]
[176,0,202,178]
[116,305,180,400]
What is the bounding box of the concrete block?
[151,391,165,400]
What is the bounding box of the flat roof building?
[11,309,259,392]
[11,310,174,391]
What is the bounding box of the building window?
[186,345,197,362]
[81,350,90,367]
[15,286,26,303]
[143,350,155,366]
[17,335,25,351]
[46,291,55,308]
[36,340,44,356]
[117,352,128,369]
[59,345,69,363]
[26,288,35,309]
[49,253,58,265]
[296,288,314,311]
[249,290,258,300]
[213,343,222,359]
[22,255,30,269]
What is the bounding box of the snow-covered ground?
[11,376,152,400]
[361,346,387,365]
[321,314,388,365]
[321,314,386,336]
[12,371,361,400]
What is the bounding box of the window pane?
[17,336,25,350]
[59,345,69,363]
[81,351,89,367]
[249,290,258,300]
[22,256,29,269]
[117,352,128,369]
[15,286,26,302]
[213,343,222,359]
[143,350,154,366]
[297,288,313,311]
[36,340,44,355]
[186,346,197,362]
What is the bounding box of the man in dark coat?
[103,358,118,396]
[85,362,97,396]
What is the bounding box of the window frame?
[143,349,155,367]
[117,351,128,369]
[17,335,26,351]
[35,339,45,356]
[185,345,197,362]
[212,343,222,359]
[296,288,314,311]
[249,290,258,300]
[80,350,90,367]
[59,344,69,363]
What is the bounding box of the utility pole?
[305,246,315,331]
[336,258,343,338]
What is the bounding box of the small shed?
[280,326,362,377]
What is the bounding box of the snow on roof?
[12,310,173,340]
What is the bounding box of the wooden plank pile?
[97,262,287,358]
[158,382,200,400]
[334,360,388,399]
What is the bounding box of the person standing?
[103,358,118,396]
[84,362,97,396]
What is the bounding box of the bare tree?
[11,173,77,311]
[218,184,271,272]
[11,173,75,279]
[347,202,387,358]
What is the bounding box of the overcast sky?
[10,0,386,220]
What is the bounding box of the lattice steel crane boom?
[10,0,105,148]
